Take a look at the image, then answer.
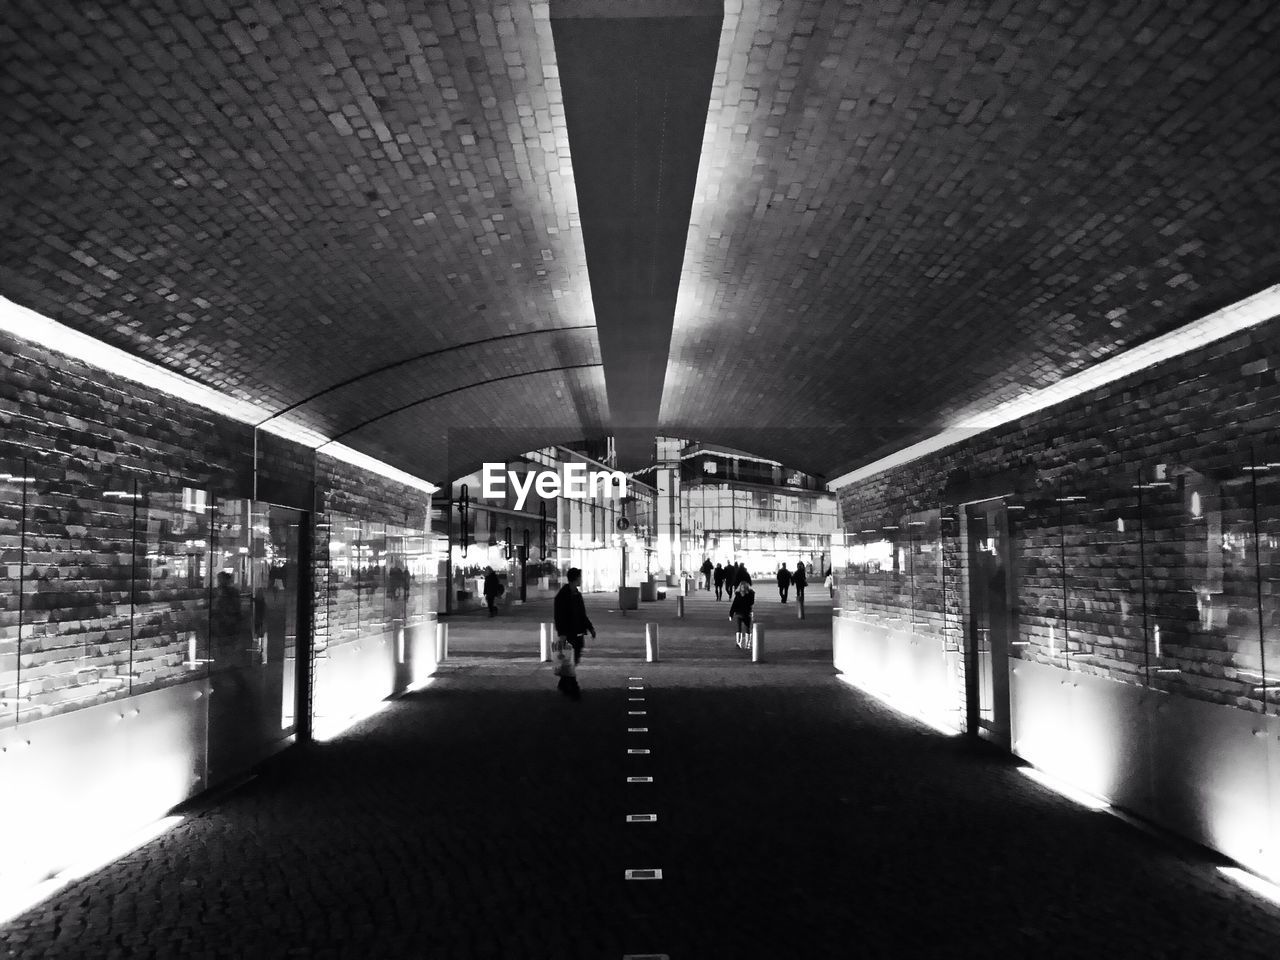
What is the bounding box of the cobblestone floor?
[4,588,1280,958]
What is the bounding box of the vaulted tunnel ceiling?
[2,1,1280,487]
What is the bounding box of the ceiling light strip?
[828,282,1280,490]
[0,295,438,494]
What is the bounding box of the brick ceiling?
[2,1,1280,485]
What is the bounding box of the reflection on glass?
[1008,488,1064,667]
[20,470,136,720]
[1254,454,1280,714]
[135,484,212,691]
[1142,461,1266,709]
[1059,473,1145,682]
[0,464,27,729]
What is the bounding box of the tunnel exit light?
[829,281,1280,489]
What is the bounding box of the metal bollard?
[436,621,449,662]
[797,596,805,620]
[539,622,553,663]
[675,596,685,618]
[645,623,660,662]
[751,623,765,662]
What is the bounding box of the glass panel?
[1142,460,1265,709]
[134,482,212,693]
[966,505,995,725]
[906,509,942,639]
[0,463,27,729]
[1007,484,1065,667]
[21,468,136,721]
[332,513,361,647]
[1253,447,1280,714]
[1060,468,1146,683]
[358,520,389,638]
[260,506,301,732]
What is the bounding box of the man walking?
[700,556,714,591]
[793,561,807,605]
[553,567,595,700]
[776,563,792,603]
[713,562,726,600]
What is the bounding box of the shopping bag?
[553,640,576,678]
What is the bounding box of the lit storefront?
[636,440,841,581]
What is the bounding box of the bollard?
[645,623,660,662]
[797,596,805,620]
[436,621,449,662]
[675,596,685,618]
[539,622,553,663]
[751,622,765,662]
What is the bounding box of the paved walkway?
[5,588,1280,958]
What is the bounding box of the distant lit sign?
[482,462,628,510]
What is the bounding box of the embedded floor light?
[312,700,390,742]
[1219,866,1280,907]
[835,673,960,736]
[1018,766,1109,811]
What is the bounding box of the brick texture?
[0,328,432,729]
[837,315,1280,714]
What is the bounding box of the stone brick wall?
[836,320,1280,715]
[0,329,433,729]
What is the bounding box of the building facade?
[634,440,841,582]
[438,444,656,611]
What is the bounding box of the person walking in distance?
[728,580,756,649]
[700,556,714,591]
[793,561,807,605]
[482,566,503,617]
[776,563,792,603]
[553,567,595,700]
[713,562,726,600]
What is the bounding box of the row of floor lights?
[622,673,668,960]
[623,675,661,884]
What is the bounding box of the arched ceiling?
[3,1,1280,487]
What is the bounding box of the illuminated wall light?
[1019,766,1109,811]
[55,816,184,883]
[312,700,390,742]
[829,282,1280,490]
[1219,866,1280,906]
[0,294,437,495]
[1154,624,1162,657]
[835,673,960,737]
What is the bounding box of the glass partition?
[1007,484,1065,667]
[1141,459,1266,709]
[1059,468,1146,683]
[906,509,943,640]
[0,463,27,729]
[20,467,137,721]
[134,482,212,694]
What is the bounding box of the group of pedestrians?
[709,560,753,600]
[774,561,808,604]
